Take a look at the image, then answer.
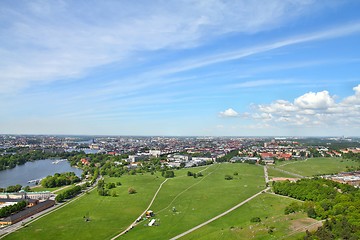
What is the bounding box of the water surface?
[0,159,82,188]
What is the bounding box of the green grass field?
[267,167,299,179]
[4,163,265,240]
[121,163,265,239]
[5,158,355,240]
[30,185,68,192]
[4,174,164,240]
[182,193,314,240]
[275,157,359,176]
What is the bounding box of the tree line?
[343,151,360,163]
[273,178,360,239]
[0,200,27,218]
[55,185,84,202]
[41,172,80,188]
[0,149,83,171]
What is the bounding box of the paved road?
[111,178,169,240]
[170,187,270,240]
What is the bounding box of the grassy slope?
[267,167,299,179]
[4,174,164,240]
[122,163,265,239]
[182,193,309,240]
[6,158,355,240]
[275,157,359,176]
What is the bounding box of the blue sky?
[1,0,360,136]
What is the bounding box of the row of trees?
[343,151,360,163]
[41,172,80,188]
[273,178,360,239]
[97,179,121,197]
[187,171,203,178]
[0,185,32,193]
[55,185,83,202]
[216,150,239,162]
[0,200,27,218]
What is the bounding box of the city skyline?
[1,1,360,136]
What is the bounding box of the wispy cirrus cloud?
[0,0,348,93]
[231,79,294,88]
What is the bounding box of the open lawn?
[3,174,164,240]
[121,163,265,239]
[4,163,265,240]
[274,157,359,176]
[181,193,317,240]
[267,167,300,179]
[30,185,68,192]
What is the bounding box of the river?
[0,159,83,188]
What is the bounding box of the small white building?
[148,219,156,226]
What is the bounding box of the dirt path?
[157,164,220,214]
[170,187,270,240]
[269,167,305,178]
[111,178,169,240]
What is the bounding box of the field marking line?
[156,164,220,214]
[279,219,325,239]
[269,166,305,178]
[111,178,169,240]
[266,192,304,202]
[277,158,308,167]
[170,187,270,240]
[52,185,71,193]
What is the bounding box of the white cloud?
[294,91,335,109]
[225,84,360,129]
[219,108,240,117]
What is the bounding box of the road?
[170,187,270,240]
[111,178,169,240]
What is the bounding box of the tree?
[250,217,261,223]
[163,170,175,178]
[128,187,136,194]
[6,184,22,192]
[224,175,233,180]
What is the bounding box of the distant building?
[81,158,90,165]
[0,200,55,225]
[149,150,161,157]
[128,154,147,163]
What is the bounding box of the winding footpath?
[111,178,169,240]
